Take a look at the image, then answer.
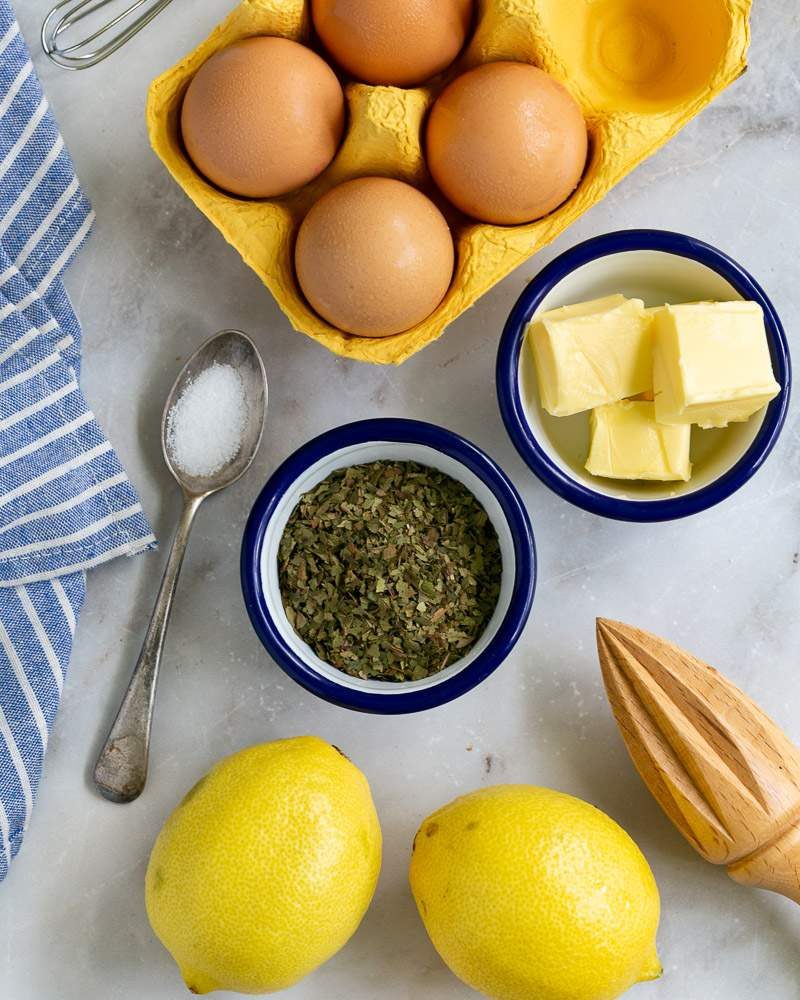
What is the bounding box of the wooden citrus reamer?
[596,618,800,904]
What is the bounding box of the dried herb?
[278,460,502,682]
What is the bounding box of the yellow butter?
[586,400,691,482]
[533,294,628,321]
[146,0,752,365]
[529,296,652,416]
[653,301,780,428]
[629,308,661,400]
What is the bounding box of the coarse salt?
[167,362,247,478]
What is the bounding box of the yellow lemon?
[145,736,381,994]
[409,785,661,1000]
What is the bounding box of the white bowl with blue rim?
[241,418,535,713]
[497,230,791,522]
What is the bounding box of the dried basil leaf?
[278,461,502,682]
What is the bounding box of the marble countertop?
[3,2,800,998]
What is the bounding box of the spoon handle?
[93,493,204,803]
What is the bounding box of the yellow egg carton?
[147,0,751,365]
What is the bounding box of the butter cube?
[653,301,780,428]
[586,400,691,482]
[631,308,661,400]
[529,296,653,417]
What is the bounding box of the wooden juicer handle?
[727,823,800,904]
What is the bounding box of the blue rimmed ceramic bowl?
[497,230,791,522]
[241,419,536,713]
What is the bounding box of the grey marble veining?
[2,1,800,998]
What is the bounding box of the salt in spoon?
[94,330,267,802]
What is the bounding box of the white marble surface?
[2,2,800,998]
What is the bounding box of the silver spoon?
[93,330,267,803]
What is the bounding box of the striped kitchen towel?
[0,3,156,881]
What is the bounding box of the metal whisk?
[41,0,177,69]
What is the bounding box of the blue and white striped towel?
[0,4,156,881]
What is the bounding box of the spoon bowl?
[163,329,268,496]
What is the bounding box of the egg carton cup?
[147,0,751,366]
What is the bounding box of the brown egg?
[295,177,454,338]
[181,36,345,199]
[312,0,473,87]
[426,62,588,225]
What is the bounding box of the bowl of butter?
[497,230,791,521]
